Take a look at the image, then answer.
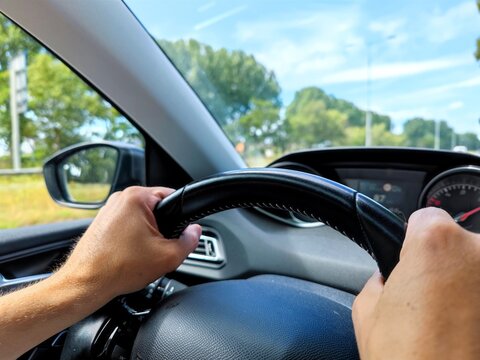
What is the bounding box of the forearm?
[0,270,111,359]
[0,186,199,359]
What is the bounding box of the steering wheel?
[64,168,406,359]
[132,168,404,359]
[154,168,405,277]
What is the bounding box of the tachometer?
[420,167,480,233]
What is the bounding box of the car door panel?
[0,219,91,292]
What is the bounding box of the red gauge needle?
[455,207,480,223]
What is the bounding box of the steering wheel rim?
[62,168,405,359]
[154,168,405,278]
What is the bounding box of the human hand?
[353,207,480,359]
[58,186,201,302]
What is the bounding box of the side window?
[0,15,143,229]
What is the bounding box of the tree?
[232,98,284,146]
[158,39,281,126]
[0,14,142,168]
[0,15,41,150]
[403,118,454,149]
[340,124,405,146]
[286,87,392,130]
[26,54,120,160]
[457,132,480,150]
[286,95,347,149]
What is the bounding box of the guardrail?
[0,168,42,176]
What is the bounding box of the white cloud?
[369,18,405,38]
[234,7,465,92]
[386,100,466,123]
[194,5,247,31]
[321,55,471,84]
[368,20,409,49]
[422,76,480,95]
[235,7,364,89]
[198,1,215,13]
[427,1,480,43]
[447,101,464,110]
[387,75,480,105]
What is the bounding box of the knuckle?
[406,207,462,257]
[122,186,146,204]
[420,218,458,253]
[123,186,144,196]
[108,191,121,201]
[424,214,456,237]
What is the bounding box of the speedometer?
[420,167,480,233]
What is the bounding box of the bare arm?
[0,186,201,359]
[353,207,480,359]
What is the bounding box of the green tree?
[26,54,120,160]
[286,87,392,130]
[286,95,347,149]
[0,14,142,168]
[340,124,405,146]
[403,118,454,149]
[158,39,281,126]
[0,15,41,150]
[457,132,480,150]
[232,98,284,147]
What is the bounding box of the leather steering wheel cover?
[154,168,404,278]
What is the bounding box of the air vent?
[186,230,225,267]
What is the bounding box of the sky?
[126,0,480,135]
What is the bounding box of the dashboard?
[266,148,480,233]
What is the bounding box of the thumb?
[167,224,202,262]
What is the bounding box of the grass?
[0,174,98,229]
[67,182,111,203]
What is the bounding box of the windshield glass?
[126,0,480,166]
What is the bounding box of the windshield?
[126,0,480,166]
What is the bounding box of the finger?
[353,270,384,328]
[149,187,176,199]
[106,191,121,203]
[406,207,453,239]
[167,224,202,259]
[401,207,456,258]
[145,187,176,210]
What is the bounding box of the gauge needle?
[454,207,480,223]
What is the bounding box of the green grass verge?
[0,174,97,229]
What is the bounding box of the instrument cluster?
[265,149,480,234]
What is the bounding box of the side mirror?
[43,142,145,209]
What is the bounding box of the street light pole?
[9,53,28,171]
[434,120,440,149]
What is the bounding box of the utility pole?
[451,130,456,149]
[9,53,28,170]
[434,120,440,149]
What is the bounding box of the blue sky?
[126,0,480,135]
